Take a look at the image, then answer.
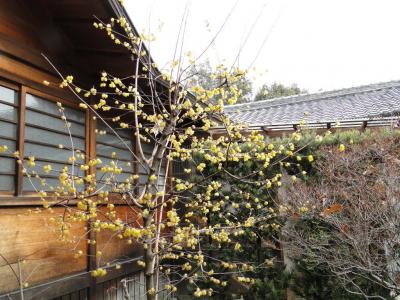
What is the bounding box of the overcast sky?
[125,0,400,93]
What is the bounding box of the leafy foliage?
[254,82,306,101]
[187,60,253,104]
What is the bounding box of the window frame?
[22,88,87,195]
[0,77,141,206]
[0,79,19,196]
[94,119,137,199]
[0,78,91,204]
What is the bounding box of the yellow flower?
[91,268,107,277]
[234,243,241,251]
[42,164,52,174]
[265,180,272,189]
[307,155,314,162]
[137,260,146,267]
[84,174,93,183]
[27,156,35,167]
[80,164,89,171]
[196,163,206,172]
[339,144,346,152]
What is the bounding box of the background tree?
[187,60,253,104]
[254,82,306,101]
[281,135,400,299]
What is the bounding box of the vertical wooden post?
[262,126,270,137]
[86,108,97,300]
[361,120,368,131]
[15,86,26,196]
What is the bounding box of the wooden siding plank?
[0,208,87,294]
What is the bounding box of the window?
[23,93,86,192]
[0,85,18,192]
[95,121,135,191]
[138,141,166,192]
[0,79,161,200]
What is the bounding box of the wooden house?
[0,1,166,299]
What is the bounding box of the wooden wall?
[0,1,76,98]
[0,1,145,299]
[0,208,87,293]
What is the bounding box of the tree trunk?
[145,271,156,300]
[144,215,157,300]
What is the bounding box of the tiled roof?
[224,81,400,126]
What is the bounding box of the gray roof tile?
[224,80,400,126]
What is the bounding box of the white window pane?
[0,175,14,191]
[138,175,147,185]
[96,131,131,145]
[28,160,84,177]
[25,110,84,137]
[142,142,154,157]
[96,144,132,160]
[0,103,17,122]
[116,172,132,183]
[0,121,17,139]
[0,139,16,152]
[96,157,133,173]
[23,176,85,192]
[97,122,132,138]
[25,126,85,151]
[113,129,132,139]
[25,142,74,163]
[23,177,60,192]
[0,86,17,105]
[26,94,84,123]
[0,157,15,173]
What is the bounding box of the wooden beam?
[76,48,129,57]
[52,17,98,24]
[0,33,55,74]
